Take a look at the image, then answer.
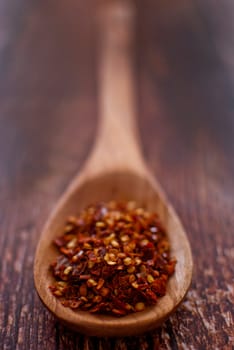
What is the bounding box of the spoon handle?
[88,0,144,174]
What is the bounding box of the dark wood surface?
[0,0,233,349]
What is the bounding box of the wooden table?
[0,1,233,349]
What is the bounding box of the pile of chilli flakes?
[49,201,176,316]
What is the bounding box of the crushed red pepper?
[49,201,176,316]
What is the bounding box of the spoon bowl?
[34,1,193,337]
[34,169,192,336]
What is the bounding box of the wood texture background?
[0,0,233,349]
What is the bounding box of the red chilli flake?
[49,201,176,316]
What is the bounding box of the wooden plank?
[0,0,233,348]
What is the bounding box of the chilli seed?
[49,201,176,316]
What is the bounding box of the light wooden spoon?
[34,1,193,337]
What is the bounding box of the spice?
[49,201,176,316]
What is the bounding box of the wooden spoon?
[34,1,193,337]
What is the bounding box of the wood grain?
[0,0,233,349]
